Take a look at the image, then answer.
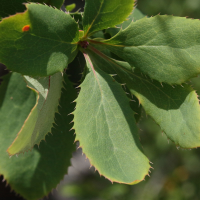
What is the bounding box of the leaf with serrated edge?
[0,3,79,77]
[106,8,146,38]
[91,15,200,85]
[0,73,76,200]
[73,52,150,184]
[83,0,135,37]
[87,47,200,148]
[7,72,63,155]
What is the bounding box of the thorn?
[69,128,74,132]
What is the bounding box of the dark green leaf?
[0,3,79,77]
[83,0,135,37]
[0,72,77,200]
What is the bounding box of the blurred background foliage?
[57,1,200,200]
[137,0,200,18]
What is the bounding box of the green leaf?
[66,3,76,12]
[83,0,135,37]
[87,48,200,148]
[73,53,150,184]
[93,15,200,85]
[0,0,64,18]
[106,8,146,38]
[7,72,63,155]
[70,12,83,30]
[0,72,76,200]
[0,3,79,77]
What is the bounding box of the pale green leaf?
[87,48,200,148]
[83,0,135,37]
[7,72,63,155]
[0,3,79,77]
[0,72,76,200]
[66,3,76,12]
[93,15,200,84]
[73,53,150,184]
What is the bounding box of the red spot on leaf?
[22,25,30,32]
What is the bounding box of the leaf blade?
[73,53,150,184]
[83,0,135,37]
[0,72,77,200]
[87,48,200,148]
[95,15,200,84]
[0,3,79,77]
[106,8,146,38]
[7,72,63,155]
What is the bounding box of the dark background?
[1,0,200,199]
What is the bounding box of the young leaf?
[87,48,200,149]
[7,72,63,155]
[83,0,135,37]
[73,53,150,184]
[0,0,64,18]
[0,3,79,77]
[66,3,76,12]
[0,72,76,200]
[92,15,200,85]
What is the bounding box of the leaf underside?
[0,3,79,77]
[87,49,200,149]
[83,0,135,37]
[7,72,63,155]
[98,15,200,85]
[0,72,77,200]
[73,53,150,184]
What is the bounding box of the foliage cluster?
[1,0,200,199]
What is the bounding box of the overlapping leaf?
[0,3,79,77]
[0,0,64,18]
[7,72,63,155]
[83,0,135,37]
[0,72,76,200]
[94,15,200,84]
[87,48,200,148]
[106,8,146,38]
[73,53,150,184]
